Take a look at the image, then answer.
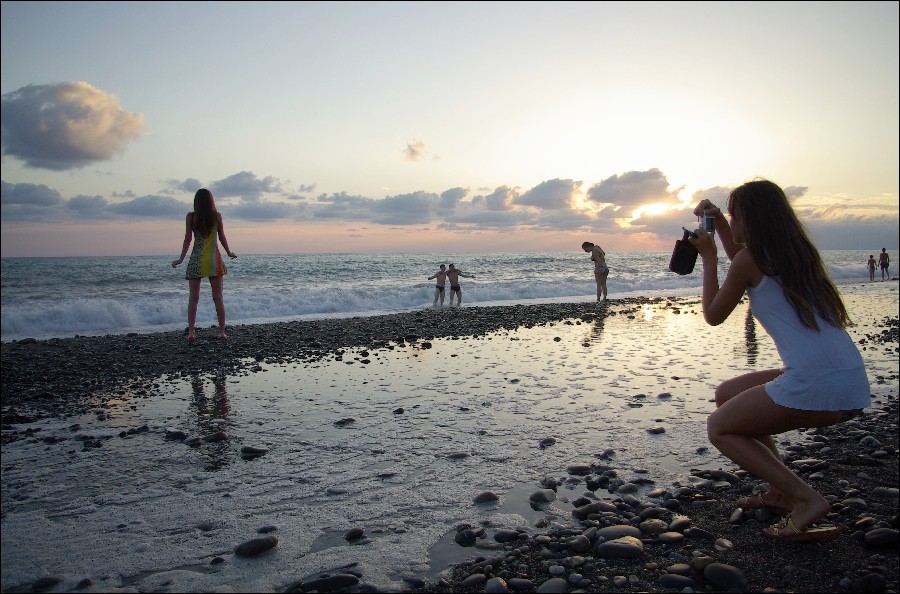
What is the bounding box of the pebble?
[233,535,277,557]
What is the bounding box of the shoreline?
[1,297,678,426]
[2,293,898,593]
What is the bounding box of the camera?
[703,208,716,233]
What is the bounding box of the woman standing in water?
[689,179,869,543]
[172,188,237,341]
[581,241,608,301]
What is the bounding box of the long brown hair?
[192,189,218,238]
[728,179,850,330]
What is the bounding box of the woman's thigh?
[709,385,846,438]
[208,275,224,299]
[715,369,782,407]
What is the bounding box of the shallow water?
[1,284,897,593]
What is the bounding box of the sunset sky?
[2,1,897,257]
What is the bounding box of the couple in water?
[428,264,475,307]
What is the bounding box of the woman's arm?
[691,230,757,326]
[693,200,742,261]
[217,213,237,258]
[171,213,193,267]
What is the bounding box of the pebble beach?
[1,282,898,593]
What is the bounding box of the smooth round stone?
[863,528,899,546]
[233,535,277,557]
[484,576,508,593]
[567,464,592,475]
[494,529,521,543]
[508,577,535,591]
[596,525,641,540]
[638,518,668,533]
[658,531,685,544]
[568,534,591,553]
[714,538,735,552]
[474,491,500,504]
[536,577,569,593]
[460,573,487,588]
[668,516,691,531]
[704,562,748,590]
[595,536,644,559]
[530,489,557,503]
[302,574,359,591]
[658,573,696,589]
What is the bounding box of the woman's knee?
[706,414,725,447]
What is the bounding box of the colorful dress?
[185,228,227,279]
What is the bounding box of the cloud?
[438,187,468,213]
[403,137,427,161]
[373,191,437,225]
[66,194,109,215]
[585,168,682,208]
[0,81,143,170]
[515,178,582,210]
[210,171,285,200]
[2,169,896,251]
[0,181,62,206]
[478,186,517,212]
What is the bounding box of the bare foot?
[218,334,228,340]
[187,334,196,343]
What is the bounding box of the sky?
[1,1,898,257]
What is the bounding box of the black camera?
[668,227,698,275]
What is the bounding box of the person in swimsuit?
[428,264,448,307]
[867,254,877,282]
[171,188,237,341]
[581,241,608,301]
[689,179,869,543]
[446,264,474,306]
[878,248,890,281]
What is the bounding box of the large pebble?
[703,562,747,590]
[863,528,899,546]
[536,577,569,593]
[234,535,277,557]
[595,536,644,559]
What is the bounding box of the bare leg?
[209,275,227,339]
[714,370,791,508]
[187,278,201,341]
[457,289,463,305]
[707,385,846,535]
[599,272,608,300]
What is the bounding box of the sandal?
[763,513,839,543]
[736,492,788,515]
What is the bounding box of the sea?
[0,249,878,342]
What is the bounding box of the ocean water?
[0,250,878,342]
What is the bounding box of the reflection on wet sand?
[744,307,758,365]
[190,370,233,471]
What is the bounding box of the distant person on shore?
[428,264,448,307]
[446,264,474,306]
[688,179,869,543]
[867,254,877,282]
[879,248,890,281]
[171,188,237,341]
[581,241,608,301]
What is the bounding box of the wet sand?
[1,284,897,593]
